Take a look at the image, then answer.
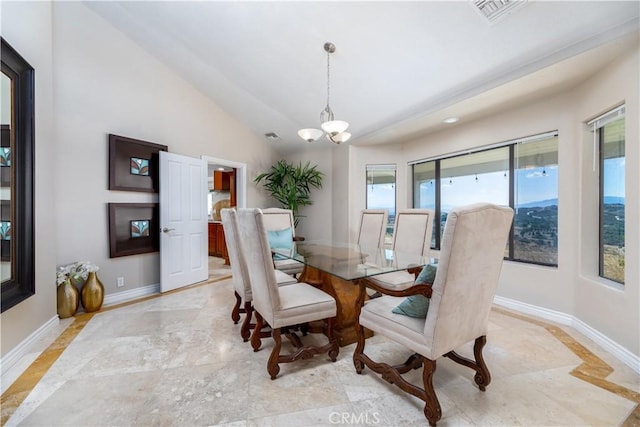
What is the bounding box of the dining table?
[274,240,428,346]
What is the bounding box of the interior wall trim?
[0,315,58,376]
[494,295,640,374]
[102,283,160,307]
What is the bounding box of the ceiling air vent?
[472,0,527,25]
[264,132,280,141]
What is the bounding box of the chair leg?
[240,302,253,342]
[231,291,242,324]
[444,335,492,391]
[268,328,282,380]
[325,317,339,362]
[353,320,367,374]
[251,311,266,352]
[422,358,442,427]
[473,335,491,391]
[353,280,368,374]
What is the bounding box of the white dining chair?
[357,209,389,250]
[221,208,297,342]
[364,209,435,291]
[354,203,514,426]
[262,208,305,277]
[236,208,339,379]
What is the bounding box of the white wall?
[574,47,639,355]
[2,1,281,358]
[348,43,639,357]
[346,144,408,244]
[283,146,334,240]
[1,2,58,357]
[50,2,280,300]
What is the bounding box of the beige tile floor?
[1,257,638,426]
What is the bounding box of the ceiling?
[85,1,639,152]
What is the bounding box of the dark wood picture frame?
[108,203,159,258]
[1,37,35,313]
[108,134,167,192]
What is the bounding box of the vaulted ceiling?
[86,1,639,152]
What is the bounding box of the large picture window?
[366,165,396,239]
[412,132,558,267]
[591,106,625,284]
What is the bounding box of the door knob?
[162,228,175,233]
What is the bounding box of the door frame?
[202,156,247,208]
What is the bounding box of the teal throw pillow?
[415,263,438,284]
[392,295,430,318]
[267,227,293,260]
[391,263,438,318]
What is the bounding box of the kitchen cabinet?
[213,170,231,191]
[208,222,229,264]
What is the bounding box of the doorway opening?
[201,156,247,265]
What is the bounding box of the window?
[412,132,558,267]
[413,161,436,247]
[592,106,625,284]
[514,136,559,264]
[441,147,510,250]
[366,165,396,239]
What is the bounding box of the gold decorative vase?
[81,272,104,313]
[57,279,80,319]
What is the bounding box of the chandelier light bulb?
[298,128,324,143]
[327,131,351,144]
[321,120,349,136]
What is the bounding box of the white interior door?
[159,151,208,292]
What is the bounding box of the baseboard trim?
[1,315,59,376]
[103,283,160,307]
[493,295,573,325]
[493,295,640,374]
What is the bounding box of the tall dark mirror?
[1,37,35,312]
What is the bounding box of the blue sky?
[604,157,625,198]
[368,159,625,212]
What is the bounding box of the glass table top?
[274,240,427,281]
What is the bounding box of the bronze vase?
[57,279,80,319]
[81,272,104,313]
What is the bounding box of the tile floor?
[1,258,638,426]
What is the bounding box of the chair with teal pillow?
[361,209,435,292]
[262,208,304,276]
[354,203,514,426]
[237,208,339,379]
[221,208,297,342]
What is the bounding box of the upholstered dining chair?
[357,209,389,250]
[354,203,514,426]
[237,208,339,379]
[221,208,297,342]
[262,208,305,277]
[363,209,434,291]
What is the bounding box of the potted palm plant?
[254,159,324,228]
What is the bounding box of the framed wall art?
[108,203,159,258]
[108,134,167,192]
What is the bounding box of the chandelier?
[298,42,351,144]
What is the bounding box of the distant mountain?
[518,196,625,208]
[518,199,558,208]
[604,196,625,205]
